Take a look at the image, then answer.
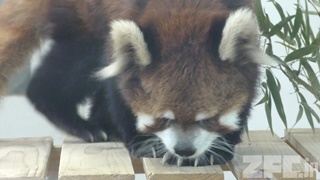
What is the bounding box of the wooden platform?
[0,129,319,180]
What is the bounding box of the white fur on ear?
[219,8,277,65]
[95,20,151,80]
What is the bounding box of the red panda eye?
[161,118,173,126]
[198,118,219,131]
[198,119,211,128]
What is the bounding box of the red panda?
[0,0,276,166]
[0,0,49,95]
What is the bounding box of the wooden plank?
[63,136,86,144]
[230,132,316,180]
[58,142,135,180]
[285,129,320,170]
[286,128,320,134]
[0,137,53,180]
[242,130,283,142]
[63,136,146,174]
[142,158,224,180]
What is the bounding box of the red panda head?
[96,2,276,164]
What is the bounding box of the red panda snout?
[155,122,219,159]
[136,110,241,159]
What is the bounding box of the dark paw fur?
[69,122,111,142]
[126,135,164,158]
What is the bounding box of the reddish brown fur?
[0,0,145,95]
[118,0,258,128]
[0,0,50,94]
[0,0,257,131]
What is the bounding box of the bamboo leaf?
[266,69,287,129]
[276,41,296,51]
[310,107,320,123]
[292,105,304,128]
[271,1,291,36]
[298,92,316,129]
[280,67,299,91]
[285,45,318,62]
[256,94,268,106]
[301,28,311,45]
[295,33,302,48]
[271,0,286,20]
[266,42,273,56]
[302,11,320,15]
[256,83,269,106]
[301,60,320,93]
[291,7,303,39]
[317,54,320,72]
[269,15,295,36]
[301,102,315,130]
[266,16,296,45]
[305,1,311,38]
[311,0,320,7]
[265,95,274,135]
[276,30,297,45]
[264,14,272,37]
[254,0,268,34]
[276,78,281,92]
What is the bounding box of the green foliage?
[255,0,320,132]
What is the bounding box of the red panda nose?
[174,147,196,157]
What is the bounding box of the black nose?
[174,147,196,157]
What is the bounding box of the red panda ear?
[219,8,277,65]
[95,20,151,80]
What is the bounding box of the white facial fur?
[195,111,218,122]
[95,20,151,79]
[163,110,175,120]
[156,124,219,158]
[219,8,277,65]
[136,109,242,158]
[155,110,242,158]
[136,113,155,132]
[77,98,93,120]
[195,112,211,121]
[195,110,240,130]
[219,110,241,130]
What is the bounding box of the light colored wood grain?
[285,129,320,170]
[286,128,320,134]
[0,137,53,180]
[230,132,316,180]
[63,136,147,174]
[63,136,86,144]
[58,142,135,180]
[242,130,283,142]
[142,158,224,180]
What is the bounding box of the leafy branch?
[255,0,320,133]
